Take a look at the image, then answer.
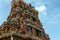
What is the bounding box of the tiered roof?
[0,0,50,40]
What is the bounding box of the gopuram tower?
[0,0,50,40]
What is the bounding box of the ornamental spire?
[0,0,50,40]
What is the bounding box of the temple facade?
[0,0,50,40]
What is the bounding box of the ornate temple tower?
[0,0,50,40]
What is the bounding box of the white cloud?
[35,5,46,12]
[35,5,47,17]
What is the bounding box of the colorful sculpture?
[0,0,50,40]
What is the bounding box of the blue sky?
[0,0,60,40]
